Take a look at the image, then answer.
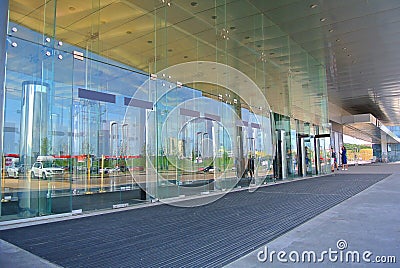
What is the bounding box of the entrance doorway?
[298,135,315,176]
[274,130,287,179]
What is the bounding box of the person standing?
[341,145,348,170]
[305,146,310,172]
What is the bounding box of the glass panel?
[304,137,314,176]
[2,0,332,220]
[288,118,298,178]
[125,60,275,203]
[2,21,74,219]
[71,55,146,211]
[319,137,332,174]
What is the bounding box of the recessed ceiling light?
[190,2,198,7]
[211,15,217,20]
[320,18,327,22]
[161,0,172,7]
[310,4,318,9]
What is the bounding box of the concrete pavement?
[0,239,60,268]
[228,162,400,267]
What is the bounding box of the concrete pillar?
[381,131,388,162]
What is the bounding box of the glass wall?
[1,1,330,221]
[125,61,274,203]
[387,126,400,161]
[272,115,331,179]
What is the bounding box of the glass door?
[71,55,146,212]
[153,88,236,199]
[275,130,287,180]
[315,135,331,174]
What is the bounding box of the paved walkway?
[228,162,400,267]
[0,163,399,267]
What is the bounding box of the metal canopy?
[248,0,400,126]
[342,114,400,144]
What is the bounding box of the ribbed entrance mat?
[0,174,388,268]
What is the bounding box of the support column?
[381,131,388,162]
[0,0,9,212]
[232,96,244,179]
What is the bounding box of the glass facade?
[386,126,400,161]
[1,1,330,221]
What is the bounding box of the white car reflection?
[99,167,120,174]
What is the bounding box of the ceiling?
[248,0,400,125]
[8,0,400,129]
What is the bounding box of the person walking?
[331,147,338,172]
[247,154,255,179]
[341,145,348,170]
